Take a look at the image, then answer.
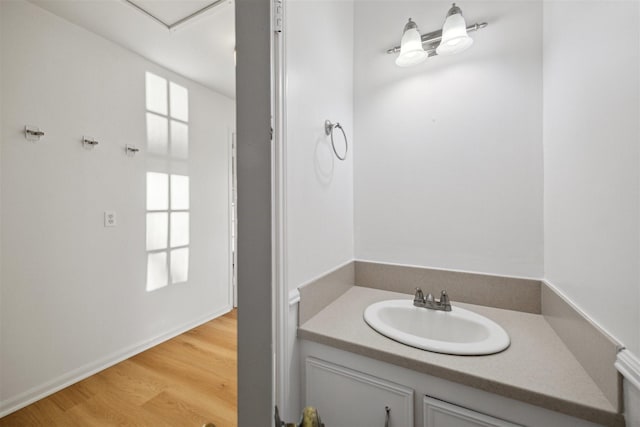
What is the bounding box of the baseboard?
[0,305,232,418]
[616,349,640,392]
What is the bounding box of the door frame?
[236,0,275,424]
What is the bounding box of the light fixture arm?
[386,22,487,55]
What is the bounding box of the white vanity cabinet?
[304,355,517,427]
[305,357,414,427]
[300,341,606,427]
[423,396,522,427]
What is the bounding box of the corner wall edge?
[616,349,640,392]
[289,288,300,306]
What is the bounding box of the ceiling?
[28,0,236,99]
[127,0,224,27]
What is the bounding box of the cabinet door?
[306,357,413,427]
[423,396,523,427]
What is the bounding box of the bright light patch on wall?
[146,172,169,210]
[145,72,191,291]
[145,72,168,115]
[171,248,190,284]
[146,212,168,251]
[170,212,190,248]
[147,252,168,291]
[170,121,189,159]
[146,113,169,155]
[171,175,190,210]
[170,82,189,122]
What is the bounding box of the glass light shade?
[436,10,473,55]
[395,22,427,67]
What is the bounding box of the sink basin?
[363,300,510,355]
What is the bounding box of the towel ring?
[324,120,348,161]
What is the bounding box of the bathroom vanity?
[298,285,624,427]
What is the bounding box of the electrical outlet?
[104,211,117,227]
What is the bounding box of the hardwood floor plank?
[141,391,210,426]
[0,310,237,427]
[48,383,94,412]
[142,389,236,427]
[128,354,237,408]
[63,389,171,427]
[0,400,61,427]
[135,340,236,382]
[79,365,162,408]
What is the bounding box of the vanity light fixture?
[395,18,428,67]
[387,3,487,66]
[437,3,474,55]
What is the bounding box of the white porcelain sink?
[363,300,510,355]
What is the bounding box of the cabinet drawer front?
[306,357,413,427]
[423,396,523,427]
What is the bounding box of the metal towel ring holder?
[324,120,348,161]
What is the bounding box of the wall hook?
[24,125,45,142]
[82,136,99,149]
[125,145,140,156]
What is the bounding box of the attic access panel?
[125,0,228,30]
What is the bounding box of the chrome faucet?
[413,288,452,311]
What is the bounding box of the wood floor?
[0,310,237,427]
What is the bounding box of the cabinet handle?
[385,406,390,427]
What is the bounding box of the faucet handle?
[439,290,449,303]
[414,288,425,304]
[439,290,451,310]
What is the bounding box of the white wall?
[353,1,543,278]
[283,0,354,420]
[0,0,234,413]
[543,1,640,356]
[285,0,354,291]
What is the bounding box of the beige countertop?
[298,286,623,427]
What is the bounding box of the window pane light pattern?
[145,71,190,291]
[169,82,189,122]
[170,121,189,159]
[146,173,190,291]
[146,113,168,156]
[145,72,168,115]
